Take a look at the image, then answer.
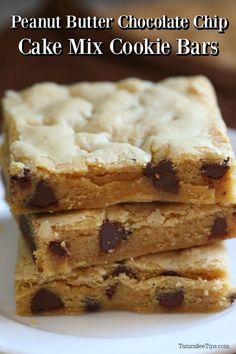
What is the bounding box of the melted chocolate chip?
[100,221,128,252]
[106,282,119,299]
[31,288,64,313]
[160,270,180,277]
[229,293,236,304]
[201,159,230,179]
[19,215,36,257]
[210,217,228,238]
[27,181,57,208]
[143,162,153,177]
[157,290,184,308]
[10,168,31,188]
[83,298,101,313]
[49,241,69,257]
[112,265,137,278]
[143,159,179,194]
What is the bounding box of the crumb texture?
[15,239,232,315]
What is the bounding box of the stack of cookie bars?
[1,76,236,315]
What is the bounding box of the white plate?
[0,129,236,354]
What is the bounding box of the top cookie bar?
[2,76,235,213]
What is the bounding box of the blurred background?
[0,0,235,128]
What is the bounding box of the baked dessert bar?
[19,203,236,275]
[15,239,234,315]
[2,76,235,213]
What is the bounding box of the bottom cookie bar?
[15,239,234,315]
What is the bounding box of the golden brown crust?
[2,76,235,213]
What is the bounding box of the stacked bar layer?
[1,76,236,214]
[18,203,236,275]
[1,76,235,316]
[15,239,235,315]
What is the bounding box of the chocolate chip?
[143,162,154,177]
[19,215,36,257]
[210,217,228,238]
[201,158,230,179]
[106,282,119,299]
[229,293,236,304]
[232,210,236,217]
[31,288,64,313]
[27,181,57,208]
[49,241,69,257]
[100,221,128,252]
[143,159,179,194]
[11,168,31,188]
[160,270,180,276]
[83,298,100,313]
[157,290,184,308]
[112,265,137,278]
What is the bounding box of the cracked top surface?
[3,76,234,174]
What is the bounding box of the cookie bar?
[2,76,235,213]
[15,239,234,315]
[19,203,236,275]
